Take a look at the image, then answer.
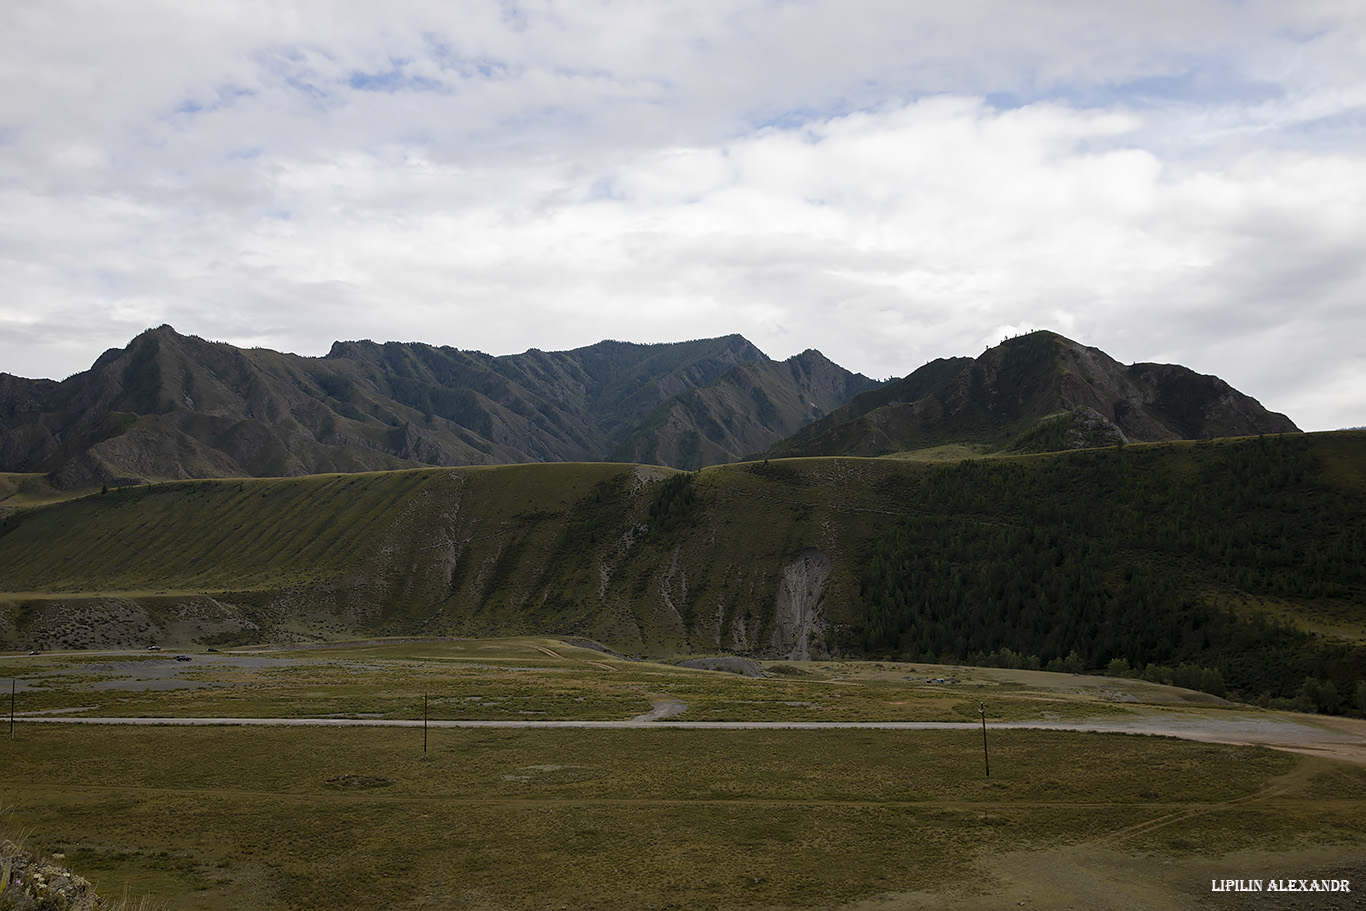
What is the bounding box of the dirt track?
[17,705,1366,763]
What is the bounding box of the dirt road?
[17,705,1366,762]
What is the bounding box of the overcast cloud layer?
[2,1,1364,430]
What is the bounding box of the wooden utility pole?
[979,702,990,779]
[423,692,429,756]
[10,678,15,741]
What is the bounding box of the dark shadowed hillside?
[0,326,876,487]
[768,330,1298,458]
[610,349,874,469]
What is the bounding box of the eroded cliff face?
[767,547,831,660]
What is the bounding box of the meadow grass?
[877,444,992,461]
[0,473,84,510]
[2,642,1364,909]
[4,723,1343,911]
[4,638,1153,723]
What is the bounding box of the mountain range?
[0,326,1297,487]
[0,326,876,487]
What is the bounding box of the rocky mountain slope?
[1,326,1300,485]
[768,330,1299,457]
[0,326,876,487]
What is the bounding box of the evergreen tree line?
[647,471,697,535]
[850,435,1366,714]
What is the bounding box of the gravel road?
[15,705,1366,762]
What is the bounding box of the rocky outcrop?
[0,839,107,910]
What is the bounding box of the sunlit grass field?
[3,638,1365,910]
[4,638,1173,722]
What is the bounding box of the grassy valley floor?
[1,638,1364,910]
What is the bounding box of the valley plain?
[3,637,1366,910]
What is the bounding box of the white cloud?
[1,1,1364,430]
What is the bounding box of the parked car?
[147,645,162,651]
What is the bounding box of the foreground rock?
[1,839,107,910]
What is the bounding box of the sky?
[2,1,1364,431]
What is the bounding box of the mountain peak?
[769,331,1298,458]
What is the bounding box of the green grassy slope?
[0,471,435,593]
[0,472,74,509]
[1,432,1363,710]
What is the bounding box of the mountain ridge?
[767,330,1298,458]
[0,326,876,486]
[1,326,1299,486]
